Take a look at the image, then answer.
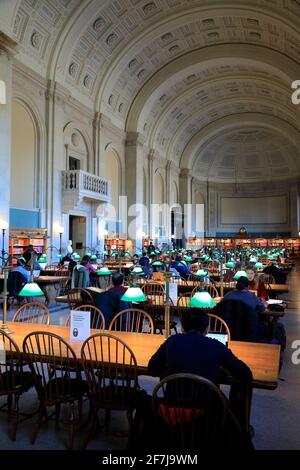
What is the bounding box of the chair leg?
[68,402,76,450]
[7,394,12,412]
[80,410,98,450]
[104,409,111,432]
[9,394,19,441]
[55,403,61,426]
[30,404,44,445]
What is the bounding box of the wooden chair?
[22,331,87,449]
[208,314,231,340]
[177,293,193,307]
[56,268,69,277]
[152,272,165,282]
[12,302,50,325]
[263,274,275,284]
[144,296,177,335]
[151,373,230,450]
[0,330,34,441]
[204,284,220,298]
[44,264,59,271]
[142,282,165,296]
[187,274,202,284]
[67,288,94,308]
[81,333,140,448]
[191,284,219,298]
[65,304,105,330]
[109,308,154,334]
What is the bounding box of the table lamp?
[131,266,145,276]
[233,270,248,280]
[121,287,147,302]
[18,281,44,297]
[255,262,264,269]
[189,291,216,308]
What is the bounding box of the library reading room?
[0,0,300,459]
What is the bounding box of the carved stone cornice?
[13,60,47,92]
[0,32,18,58]
[99,113,126,142]
[180,168,192,179]
[147,148,156,162]
[166,159,180,175]
[45,80,70,105]
[126,131,146,147]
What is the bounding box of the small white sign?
[70,310,90,341]
[168,283,178,304]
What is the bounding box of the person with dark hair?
[171,255,191,280]
[130,310,254,449]
[81,255,97,273]
[139,252,152,276]
[59,253,77,274]
[12,258,30,283]
[148,309,252,389]
[22,244,37,265]
[94,272,129,327]
[107,273,127,294]
[221,276,266,315]
[217,276,266,342]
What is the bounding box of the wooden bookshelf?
[186,236,300,252]
[9,228,48,264]
[105,238,133,256]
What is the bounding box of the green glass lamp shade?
[154,250,160,254]
[178,261,187,266]
[226,261,236,268]
[152,260,164,267]
[111,251,118,257]
[189,291,216,308]
[205,257,212,262]
[85,252,92,257]
[97,267,112,276]
[121,287,147,302]
[150,251,156,256]
[91,255,97,260]
[234,270,248,279]
[131,267,145,275]
[19,282,44,297]
[184,256,193,262]
[74,254,81,261]
[195,269,208,277]
[57,254,62,259]
[249,257,257,263]
[254,262,264,269]
[200,255,207,260]
[124,252,131,258]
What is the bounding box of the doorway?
[69,215,86,255]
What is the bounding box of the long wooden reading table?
[4,322,280,390]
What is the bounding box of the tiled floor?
[0,265,299,450]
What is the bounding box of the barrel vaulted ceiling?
[1,0,300,182]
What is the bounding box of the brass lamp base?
[0,323,12,334]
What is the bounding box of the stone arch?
[11,96,46,216]
[63,122,93,172]
[126,44,299,134]
[180,114,300,171]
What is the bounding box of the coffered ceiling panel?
[2,0,300,182]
